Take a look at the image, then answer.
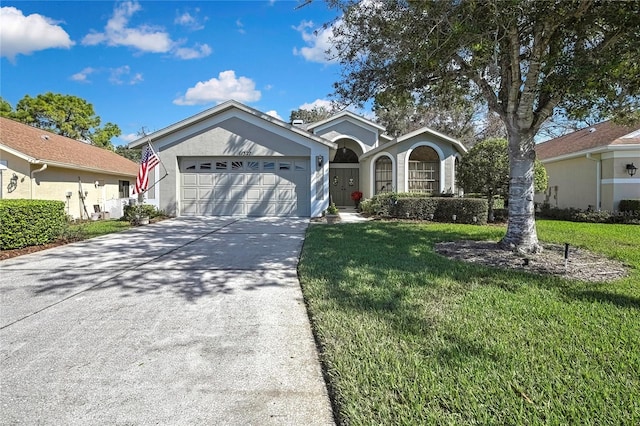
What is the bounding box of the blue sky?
[0,1,346,146]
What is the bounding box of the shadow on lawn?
[302,221,640,342]
[567,289,640,309]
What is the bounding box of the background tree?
[6,92,121,150]
[328,0,640,252]
[289,105,335,124]
[0,97,12,116]
[115,145,142,162]
[373,91,506,146]
[457,138,547,222]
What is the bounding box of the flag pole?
[140,139,168,197]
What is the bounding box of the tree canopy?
[327,0,640,252]
[289,105,336,124]
[2,93,121,150]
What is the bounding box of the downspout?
[30,163,48,199]
[585,154,600,210]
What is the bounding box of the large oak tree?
[327,0,640,252]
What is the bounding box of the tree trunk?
[499,130,542,253]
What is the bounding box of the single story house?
[0,117,139,219]
[129,100,467,217]
[534,120,640,211]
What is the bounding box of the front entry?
[329,167,359,206]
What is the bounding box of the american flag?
[132,143,160,195]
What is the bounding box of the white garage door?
[180,158,310,217]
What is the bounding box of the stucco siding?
[314,121,377,148]
[0,151,31,199]
[0,157,132,219]
[152,112,331,217]
[541,157,598,209]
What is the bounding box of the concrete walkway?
[0,217,334,425]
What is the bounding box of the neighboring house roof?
[535,120,640,162]
[129,100,337,149]
[0,117,139,176]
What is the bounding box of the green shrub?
[362,193,488,224]
[0,199,67,249]
[537,205,640,224]
[619,199,640,212]
[122,203,162,222]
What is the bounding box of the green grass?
[298,220,640,425]
[65,219,132,240]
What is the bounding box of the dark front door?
[329,168,359,206]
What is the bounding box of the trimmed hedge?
[619,199,640,213]
[360,193,488,224]
[0,199,67,250]
[538,205,640,224]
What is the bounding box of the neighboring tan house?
[0,117,139,219]
[129,100,467,217]
[534,120,640,211]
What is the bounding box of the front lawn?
[298,220,640,425]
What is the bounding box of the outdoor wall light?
[316,155,323,169]
[626,163,637,177]
[65,191,72,198]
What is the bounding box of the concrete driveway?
[0,217,334,425]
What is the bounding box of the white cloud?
[82,1,172,52]
[236,19,246,35]
[0,6,74,62]
[119,133,140,143]
[174,8,206,31]
[70,66,142,85]
[299,99,335,111]
[265,110,282,120]
[82,1,210,60]
[292,19,338,64]
[174,70,261,106]
[174,43,212,60]
[71,67,96,83]
[110,66,144,85]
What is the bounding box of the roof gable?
[0,117,138,176]
[535,120,640,161]
[130,100,335,150]
[306,110,386,134]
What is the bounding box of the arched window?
[408,146,440,193]
[375,156,393,193]
[332,147,359,163]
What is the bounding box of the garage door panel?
[183,188,198,200]
[198,187,212,198]
[246,202,276,216]
[182,201,198,215]
[262,174,276,185]
[246,189,261,201]
[182,174,197,185]
[278,189,295,201]
[198,174,214,185]
[181,157,309,217]
[228,174,245,185]
[246,174,261,185]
